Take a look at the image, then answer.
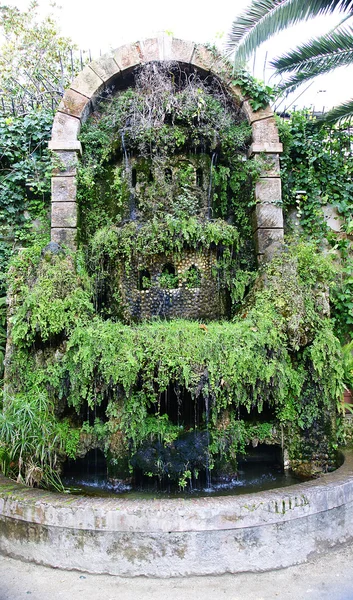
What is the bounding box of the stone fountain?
[1,36,351,576]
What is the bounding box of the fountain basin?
[1,450,353,577]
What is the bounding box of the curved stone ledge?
[1,451,353,577]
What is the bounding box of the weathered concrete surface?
[2,541,353,600]
[1,452,353,577]
[252,204,284,231]
[51,177,77,203]
[51,227,76,248]
[255,227,284,257]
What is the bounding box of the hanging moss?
[2,240,344,485]
[1,63,346,489]
[76,62,260,245]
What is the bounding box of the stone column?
[48,57,121,249]
[243,104,284,261]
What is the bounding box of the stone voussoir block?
[51,202,77,229]
[167,38,195,63]
[252,204,284,232]
[70,65,104,99]
[89,54,120,85]
[255,178,282,204]
[58,88,91,120]
[252,117,280,145]
[51,176,77,203]
[255,227,284,255]
[113,43,142,72]
[51,227,77,249]
[191,44,224,75]
[51,112,81,143]
[243,100,273,124]
[226,81,244,105]
[51,151,78,177]
[139,38,161,62]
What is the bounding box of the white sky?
[8,0,353,111]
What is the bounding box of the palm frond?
[323,98,353,122]
[276,54,353,96]
[227,0,353,62]
[272,25,353,73]
[276,69,324,96]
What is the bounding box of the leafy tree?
[0,1,79,113]
[0,3,83,284]
[227,0,353,123]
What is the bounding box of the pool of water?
[62,462,304,499]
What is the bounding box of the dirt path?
[1,542,353,600]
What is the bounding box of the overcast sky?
[7,0,353,111]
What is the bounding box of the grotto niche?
[3,39,344,494]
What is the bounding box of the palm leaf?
[323,98,353,122]
[227,0,353,62]
[273,25,353,73]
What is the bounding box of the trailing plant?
[232,69,276,111]
[277,110,353,339]
[3,240,343,484]
[0,109,53,277]
[10,249,94,350]
[277,110,353,238]
[76,62,259,243]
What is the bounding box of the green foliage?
[10,249,94,349]
[184,265,202,288]
[0,296,6,381]
[158,271,179,289]
[89,217,240,271]
[3,236,345,485]
[0,1,79,113]
[277,110,353,339]
[0,109,53,276]
[278,110,353,237]
[0,389,65,490]
[232,69,276,111]
[340,340,353,391]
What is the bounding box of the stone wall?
[119,249,227,321]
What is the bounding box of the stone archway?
[48,35,283,261]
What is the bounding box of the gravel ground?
[1,542,353,600]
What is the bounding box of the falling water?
[121,131,137,220]
[204,392,212,490]
[207,151,217,220]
